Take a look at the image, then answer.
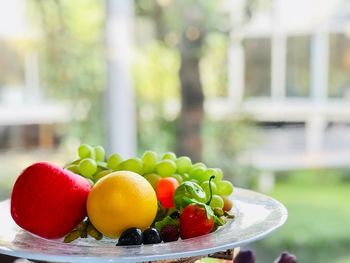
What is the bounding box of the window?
[243,38,271,97]
[286,35,311,97]
[329,33,350,99]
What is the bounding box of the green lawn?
[249,171,350,263]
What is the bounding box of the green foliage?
[29,0,105,144]
[0,40,26,86]
[135,0,230,37]
[202,117,259,186]
[133,42,180,101]
[133,42,180,153]
[200,33,229,98]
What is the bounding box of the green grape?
[217,180,234,196]
[107,153,123,170]
[162,152,177,160]
[189,166,206,182]
[143,173,161,189]
[65,164,80,174]
[142,151,158,174]
[118,158,144,175]
[192,162,207,169]
[171,173,183,183]
[213,168,223,182]
[209,195,224,209]
[190,179,199,185]
[203,168,218,181]
[201,180,218,200]
[155,160,176,177]
[94,169,113,182]
[78,144,94,159]
[95,166,105,175]
[94,146,105,161]
[97,161,108,169]
[181,173,190,181]
[192,168,218,183]
[175,156,192,174]
[78,158,97,178]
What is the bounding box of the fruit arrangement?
[10,144,235,245]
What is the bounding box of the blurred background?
[0,0,350,262]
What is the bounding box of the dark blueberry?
[116,227,143,246]
[160,225,179,242]
[234,250,256,263]
[274,252,297,263]
[143,228,161,244]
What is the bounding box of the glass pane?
[286,35,311,97]
[329,33,350,98]
[243,38,271,97]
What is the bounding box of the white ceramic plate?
[0,188,287,263]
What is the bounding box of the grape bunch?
[64,144,234,211]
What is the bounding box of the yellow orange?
[87,171,157,238]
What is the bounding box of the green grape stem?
[224,211,235,219]
[206,175,216,205]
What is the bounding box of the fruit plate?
[0,188,287,263]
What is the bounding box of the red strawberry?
[11,162,91,239]
[179,204,214,239]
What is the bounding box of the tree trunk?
[176,32,204,162]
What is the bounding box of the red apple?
[11,162,91,239]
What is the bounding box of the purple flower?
[234,250,256,263]
[274,251,297,263]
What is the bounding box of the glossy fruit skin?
[143,228,161,244]
[87,171,157,238]
[179,204,214,239]
[143,173,161,190]
[173,181,206,210]
[11,162,91,239]
[222,196,233,211]
[160,225,179,242]
[117,228,143,246]
[156,177,179,208]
